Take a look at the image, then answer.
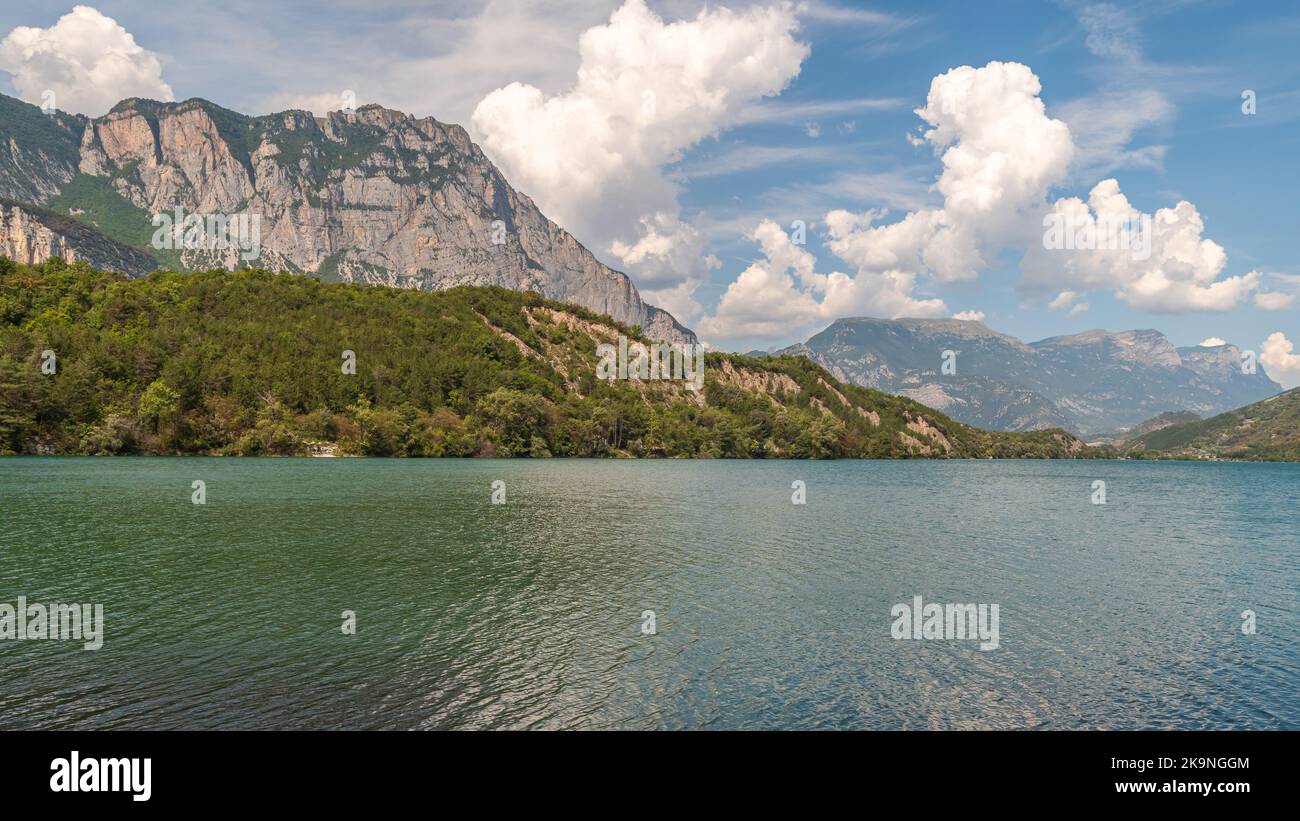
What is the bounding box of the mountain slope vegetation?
[0,259,1091,459]
[1128,389,1300,461]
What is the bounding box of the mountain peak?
[0,91,695,344]
[825,315,1027,346]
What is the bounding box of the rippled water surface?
[1,458,1296,729]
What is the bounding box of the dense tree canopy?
[0,258,1091,459]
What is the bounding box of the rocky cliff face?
[0,200,157,273]
[0,93,694,344]
[781,318,1282,435]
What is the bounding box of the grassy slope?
[0,94,82,170]
[1088,410,1202,446]
[0,259,1092,459]
[1129,388,1300,461]
[44,174,184,270]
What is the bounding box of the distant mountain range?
[778,318,1281,436]
[0,92,693,343]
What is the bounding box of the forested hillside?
[1128,389,1300,461]
[0,258,1091,459]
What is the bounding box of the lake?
[1,457,1296,729]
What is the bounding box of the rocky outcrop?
[0,92,694,343]
[0,200,156,274]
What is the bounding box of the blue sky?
[674,0,1300,353]
[1,1,1297,381]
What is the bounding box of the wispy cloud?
[1054,89,1173,177]
[735,96,903,126]
[1075,2,1144,62]
[672,142,868,180]
[797,0,914,28]
[683,165,938,254]
[791,168,938,213]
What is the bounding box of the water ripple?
[0,457,1295,729]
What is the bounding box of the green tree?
[139,378,181,433]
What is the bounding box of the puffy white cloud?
[702,62,1115,345]
[609,212,720,321]
[920,63,1074,233]
[1022,179,1258,313]
[1199,337,1227,347]
[1049,291,1090,315]
[761,61,1255,341]
[0,5,173,116]
[696,219,946,346]
[1260,332,1300,390]
[695,220,847,343]
[1256,291,1296,311]
[952,310,985,322]
[831,62,1074,287]
[471,0,808,301]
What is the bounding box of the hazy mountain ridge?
[0,92,694,344]
[780,318,1281,436]
[1088,410,1202,446]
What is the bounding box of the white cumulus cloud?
[1198,337,1227,347]
[952,310,985,322]
[471,0,808,314]
[1260,332,1300,390]
[608,212,720,322]
[819,60,1257,317]
[696,218,947,346]
[828,62,1074,287]
[1022,180,1258,313]
[0,5,173,116]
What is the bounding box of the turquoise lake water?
[1,457,1295,729]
